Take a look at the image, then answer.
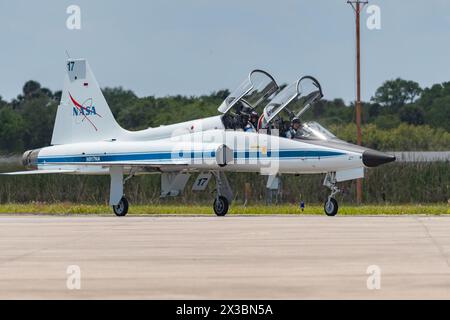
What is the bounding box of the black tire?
[213,196,229,217]
[324,198,338,217]
[113,197,129,217]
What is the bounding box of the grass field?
[0,203,448,215]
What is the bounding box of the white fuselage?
[35,130,364,175]
[119,116,225,141]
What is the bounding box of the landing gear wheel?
[324,198,338,217]
[214,196,229,217]
[113,197,129,217]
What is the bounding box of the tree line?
[0,78,449,154]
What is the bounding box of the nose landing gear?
[324,197,338,217]
[323,172,340,217]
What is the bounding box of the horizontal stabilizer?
[0,169,77,175]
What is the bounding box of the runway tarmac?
[0,215,450,299]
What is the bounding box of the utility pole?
[347,0,367,204]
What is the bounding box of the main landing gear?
[212,171,233,217]
[323,172,341,217]
[113,196,129,217]
[214,196,229,217]
[110,167,135,217]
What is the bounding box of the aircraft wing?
[0,169,78,175]
[0,163,189,176]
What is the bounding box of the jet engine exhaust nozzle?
[22,149,41,170]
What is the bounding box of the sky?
[0,0,449,103]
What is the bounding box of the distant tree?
[212,90,230,100]
[40,87,53,98]
[417,83,446,107]
[329,123,450,151]
[368,103,381,119]
[374,114,401,129]
[53,90,62,102]
[372,78,422,109]
[19,96,57,149]
[22,80,41,97]
[0,107,25,152]
[424,96,450,131]
[312,100,325,117]
[0,95,6,109]
[399,105,425,125]
[11,96,23,109]
[332,98,346,108]
[416,82,450,131]
[310,99,352,125]
[102,87,138,117]
[117,97,156,130]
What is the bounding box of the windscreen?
[296,122,338,141]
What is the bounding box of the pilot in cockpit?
[285,117,301,139]
[244,111,259,133]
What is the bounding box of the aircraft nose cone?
[362,150,396,167]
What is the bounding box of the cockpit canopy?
[218,72,331,137]
[218,70,279,114]
[263,76,323,124]
[258,76,337,140]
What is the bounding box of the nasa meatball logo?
[69,93,102,131]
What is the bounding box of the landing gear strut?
[212,171,233,217]
[323,172,340,217]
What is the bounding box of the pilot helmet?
[240,105,252,116]
[292,117,301,125]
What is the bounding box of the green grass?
[0,203,448,215]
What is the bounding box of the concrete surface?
[0,215,450,299]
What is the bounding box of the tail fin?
[51,59,125,145]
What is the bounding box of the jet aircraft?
[3,59,395,216]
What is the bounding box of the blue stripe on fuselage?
[37,150,346,164]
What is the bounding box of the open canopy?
[218,70,279,114]
[263,76,323,124]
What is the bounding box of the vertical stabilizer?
[51,59,125,145]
